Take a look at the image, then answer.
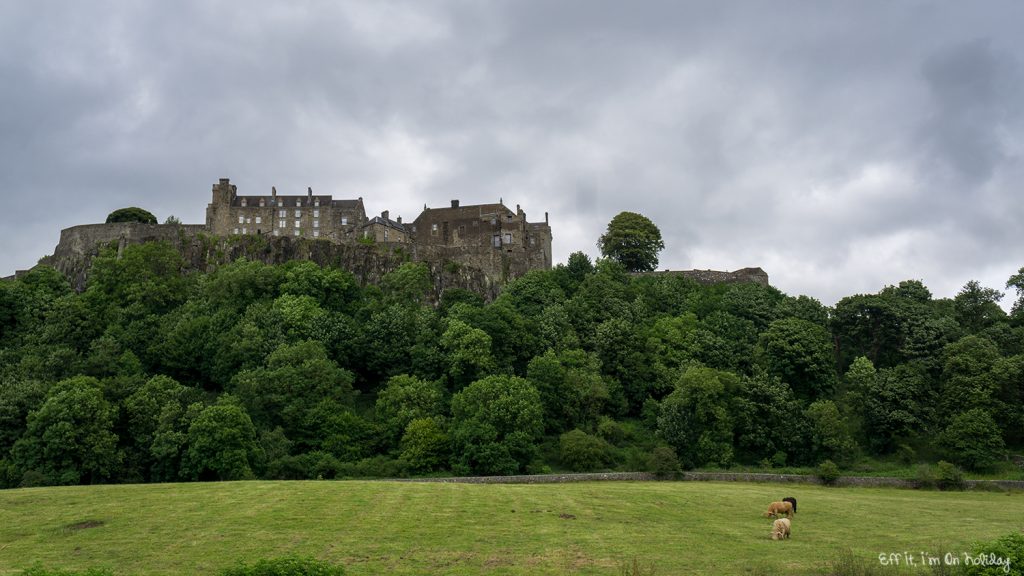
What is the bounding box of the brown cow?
[763,501,794,519]
[771,518,791,540]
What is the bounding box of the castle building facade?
[205,178,553,271]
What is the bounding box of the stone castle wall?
[633,267,770,286]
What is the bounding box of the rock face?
[41,222,503,300]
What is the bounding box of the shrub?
[217,557,345,576]
[816,459,841,486]
[648,446,680,478]
[939,409,1006,471]
[559,429,614,472]
[912,464,936,490]
[597,417,627,446]
[936,460,965,491]
[962,532,1024,576]
[105,207,157,224]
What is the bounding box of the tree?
[375,374,447,444]
[12,376,122,485]
[105,207,157,224]
[527,348,609,433]
[181,396,264,481]
[954,280,1005,333]
[1007,267,1024,319]
[449,375,544,475]
[400,417,450,473]
[939,408,1006,471]
[755,318,835,400]
[657,366,737,469]
[597,211,665,272]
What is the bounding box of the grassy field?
[0,480,1022,575]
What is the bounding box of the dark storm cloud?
[2,1,1023,307]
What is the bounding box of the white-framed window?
[294,229,300,236]
[432,223,438,233]
[313,230,320,238]
[279,220,286,228]
[246,217,251,224]
[279,209,286,218]
[295,220,301,228]
[295,209,301,217]
[341,216,348,225]
[233,228,239,234]
[259,199,265,207]
[504,233,512,245]
[492,235,501,247]
[242,227,247,234]
[313,209,320,218]
[255,216,262,224]
[314,199,320,207]
[241,198,247,207]
[384,229,389,240]
[238,216,244,224]
[273,229,279,237]
[530,237,535,246]
[313,220,319,228]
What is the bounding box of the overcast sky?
[2,1,1023,308]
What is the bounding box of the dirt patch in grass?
[558,513,576,520]
[63,520,105,532]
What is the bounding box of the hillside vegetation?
[1,239,1023,486]
[1,480,1023,575]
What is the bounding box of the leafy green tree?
[755,318,835,400]
[954,280,1006,333]
[201,259,284,313]
[0,378,48,455]
[12,376,122,485]
[551,251,594,297]
[597,211,665,272]
[804,400,859,465]
[939,408,1006,471]
[86,242,192,317]
[449,375,544,475]
[731,370,810,465]
[940,335,1001,417]
[991,354,1024,446]
[559,429,614,471]
[124,375,197,480]
[527,349,609,433]
[1007,267,1024,320]
[496,270,566,318]
[657,366,737,469]
[862,365,929,454]
[105,207,157,224]
[280,261,361,313]
[440,319,497,389]
[400,417,450,473]
[374,374,447,444]
[230,341,355,449]
[182,396,264,481]
[381,262,432,306]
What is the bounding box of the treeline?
[0,241,1022,487]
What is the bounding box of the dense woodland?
[1,235,1023,487]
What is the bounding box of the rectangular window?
[279,209,286,218]
[313,230,320,238]
[341,216,348,225]
[279,220,285,228]
[384,229,389,240]
[314,199,320,207]
[233,228,239,235]
[246,218,251,224]
[504,233,512,245]
[294,229,300,236]
[240,199,247,207]
[242,227,247,234]
[273,229,279,237]
[313,220,319,228]
[530,237,535,246]
[238,216,244,224]
[295,209,302,217]
[255,216,262,224]
[295,220,301,228]
[259,199,265,207]
[492,235,501,248]
[314,209,320,218]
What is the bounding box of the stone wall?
[633,267,770,286]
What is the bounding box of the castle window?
[295,220,301,228]
[314,199,320,207]
[313,230,320,238]
[490,217,496,225]
[259,199,265,207]
[341,216,348,226]
[506,215,513,222]
[504,233,512,245]
[233,228,239,235]
[431,223,438,235]
[530,237,535,246]
[255,217,262,224]
[238,216,244,224]
[246,218,251,224]
[273,229,279,237]
[279,220,285,228]
[242,227,247,234]
[384,229,389,241]
[241,199,247,207]
[294,229,300,236]
[295,209,301,217]
[313,220,319,228]
[279,209,286,218]
[314,209,320,218]
[492,234,501,248]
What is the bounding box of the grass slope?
[1,481,1022,575]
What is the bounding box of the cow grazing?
[771,518,791,540]
[782,496,797,514]
[763,501,794,518]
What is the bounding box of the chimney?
[545,211,549,224]
[219,178,230,185]
[307,187,313,200]
[271,186,277,198]
[451,199,459,208]
[396,216,402,224]
[382,210,389,221]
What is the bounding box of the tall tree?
[597,211,665,272]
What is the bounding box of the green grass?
[1,481,1022,575]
